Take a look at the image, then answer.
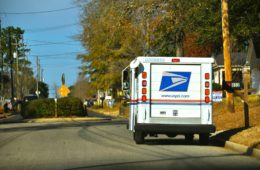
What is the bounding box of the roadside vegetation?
[0,27,49,100]
[213,94,260,149]
[213,94,260,130]
[75,0,259,98]
[22,97,84,118]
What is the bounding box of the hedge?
[22,97,84,118]
[212,82,222,91]
[57,97,84,117]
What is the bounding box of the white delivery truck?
[122,57,215,144]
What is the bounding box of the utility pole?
[8,29,15,103]
[36,56,40,98]
[13,38,19,99]
[0,18,3,95]
[41,68,44,82]
[15,52,19,99]
[221,0,234,113]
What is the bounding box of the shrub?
[212,82,222,91]
[57,97,84,117]
[22,97,84,118]
[22,98,55,118]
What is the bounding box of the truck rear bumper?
[134,123,216,134]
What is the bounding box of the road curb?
[224,141,260,159]
[213,137,260,160]
[23,117,111,123]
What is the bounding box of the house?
[247,39,260,94]
[213,39,260,94]
[213,52,248,86]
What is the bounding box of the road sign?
[58,85,70,97]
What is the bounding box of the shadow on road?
[211,127,247,147]
[66,153,252,170]
[87,111,114,119]
[0,119,127,133]
[144,138,201,146]
[210,127,260,157]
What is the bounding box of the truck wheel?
[185,134,194,142]
[134,131,144,144]
[166,133,177,138]
[199,133,210,145]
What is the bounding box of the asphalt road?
[0,119,260,170]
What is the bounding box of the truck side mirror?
[123,82,129,90]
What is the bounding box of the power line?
[0,6,78,15]
[30,51,85,57]
[28,43,78,47]
[28,41,79,46]
[34,56,78,60]
[42,63,80,67]
[26,23,79,32]
[26,39,76,43]
[42,65,81,69]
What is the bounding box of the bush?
[22,98,55,118]
[22,97,84,118]
[57,97,84,117]
[212,82,222,91]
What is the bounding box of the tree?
[185,0,260,53]
[0,26,34,99]
[70,78,96,100]
[38,81,49,98]
[78,0,138,91]
[77,0,260,95]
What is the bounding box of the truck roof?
[136,56,214,64]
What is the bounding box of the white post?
[54,98,57,117]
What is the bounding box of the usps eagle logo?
[159,72,191,92]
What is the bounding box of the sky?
[0,0,86,97]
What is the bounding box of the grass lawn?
[213,94,260,149]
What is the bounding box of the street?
[0,119,260,170]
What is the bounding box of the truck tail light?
[205,96,210,103]
[205,89,210,95]
[142,72,147,79]
[142,80,147,87]
[205,73,210,80]
[142,95,147,102]
[142,88,147,94]
[205,81,209,88]
[172,58,180,62]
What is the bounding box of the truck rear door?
[150,64,201,118]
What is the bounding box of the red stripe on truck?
[131,99,211,103]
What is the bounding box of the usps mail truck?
[122,57,215,144]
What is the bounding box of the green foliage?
[212,83,222,91]
[186,0,260,51]
[78,0,260,91]
[0,26,34,99]
[38,81,49,98]
[57,97,84,116]
[22,97,84,118]
[23,99,54,118]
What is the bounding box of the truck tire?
[134,131,144,144]
[185,134,194,142]
[199,133,210,145]
[166,133,177,138]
